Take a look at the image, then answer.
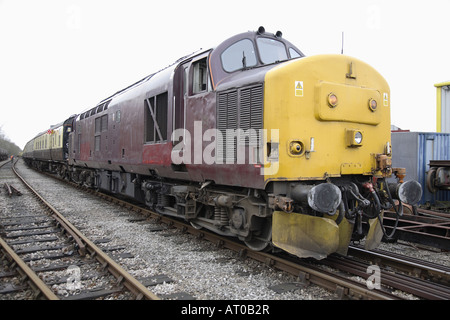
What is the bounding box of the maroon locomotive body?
[70,30,303,192]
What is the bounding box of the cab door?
[173,62,189,132]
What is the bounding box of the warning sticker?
[295,81,303,97]
[383,93,389,106]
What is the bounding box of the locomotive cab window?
[221,39,257,72]
[192,58,210,94]
[256,38,288,64]
[289,48,302,59]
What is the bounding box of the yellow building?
[435,81,450,133]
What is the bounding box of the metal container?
[391,131,450,205]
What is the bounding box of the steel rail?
[325,251,450,300]
[0,159,11,169]
[10,160,160,300]
[234,246,400,300]
[0,237,59,300]
[348,246,450,285]
[0,160,56,299]
[3,182,12,196]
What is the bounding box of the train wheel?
[426,167,437,193]
[244,218,272,252]
[244,237,272,252]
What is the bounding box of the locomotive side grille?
[217,84,263,163]
[239,86,263,145]
[217,90,238,162]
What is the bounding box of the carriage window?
[257,38,288,64]
[221,39,257,72]
[192,58,209,94]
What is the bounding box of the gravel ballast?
[1,159,448,301]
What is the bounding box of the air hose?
[377,178,403,241]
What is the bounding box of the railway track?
[348,246,450,287]
[38,172,443,300]
[321,247,450,300]
[4,158,450,300]
[0,160,159,300]
[89,188,450,300]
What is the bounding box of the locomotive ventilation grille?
[216,84,263,163]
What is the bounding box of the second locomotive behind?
[23,27,422,259]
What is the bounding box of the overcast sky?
[1,0,449,149]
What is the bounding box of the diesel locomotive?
[23,27,422,259]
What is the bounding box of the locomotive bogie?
[140,177,273,249]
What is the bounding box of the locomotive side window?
[174,63,189,131]
[221,39,257,72]
[192,58,209,94]
[144,92,168,143]
[256,38,288,64]
[112,110,121,123]
[145,98,155,142]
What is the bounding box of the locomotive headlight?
[354,131,363,144]
[327,93,338,108]
[346,129,363,147]
[368,98,378,112]
[289,140,304,156]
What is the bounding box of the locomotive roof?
[93,48,212,107]
[95,27,302,103]
[77,27,303,120]
[208,27,304,89]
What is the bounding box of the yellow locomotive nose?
[264,54,392,259]
[263,54,391,180]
